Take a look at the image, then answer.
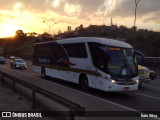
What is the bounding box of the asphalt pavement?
[0,85,55,120]
[0,59,160,120]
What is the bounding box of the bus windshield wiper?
[118,58,134,76]
[123,58,134,76]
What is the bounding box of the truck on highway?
[32,37,143,92]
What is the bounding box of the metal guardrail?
[0,70,85,120]
[138,57,160,67]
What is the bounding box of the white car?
[10,58,27,69]
[138,65,156,88]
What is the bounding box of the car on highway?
[0,56,6,64]
[9,55,16,60]
[149,70,157,80]
[10,58,27,69]
[138,65,156,87]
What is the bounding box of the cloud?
[13,2,23,12]
[0,0,49,12]
[142,11,160,24]
[1,0,160,19]
[0,0,160,33]
[93,0,160,28]
[52,0,60,8]
[47,0,104,18]
[98,0,117,15]
[64,3,81,16]
[108,0,160,19]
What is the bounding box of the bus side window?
[63,43,87,58]
[51,44,68,59]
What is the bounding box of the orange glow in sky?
[0,24,21,37]
[0,0,160,38]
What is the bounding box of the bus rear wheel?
[41,68,46,79]
[80,76,89,91]
[10,64,12,68]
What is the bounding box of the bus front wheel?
[80,76,89,91]
[138,83,142,89]
[41,68,46,79]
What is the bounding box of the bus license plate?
[124,87,130,90]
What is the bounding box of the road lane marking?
[1,65,160,120]
[1,65,139,111]
[136,93,160,100]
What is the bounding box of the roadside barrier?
[0,70,85,120]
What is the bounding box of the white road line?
[1,66,139,112]
[2,65,160,120]
[136,93,160,100]
[2,66,160,120]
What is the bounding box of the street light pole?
[134,0,141,29]
[43,21,57,34]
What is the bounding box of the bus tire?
[10,64,12,69]
[41,67,46,79]
[150,76,155,80]
[138,83,142,89]
[80,75,89,91]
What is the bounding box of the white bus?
[32,37,141,91]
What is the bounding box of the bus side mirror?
[134,50,144,65]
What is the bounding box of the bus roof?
[35,37,132,48]
[57,37,132,48]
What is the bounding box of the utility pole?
[111,18,113,26]
[134,0,141,30]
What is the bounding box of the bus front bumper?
[107,80,139,91]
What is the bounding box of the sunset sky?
[0,0,160,38]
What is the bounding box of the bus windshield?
[107,47,137,77]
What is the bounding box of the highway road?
[0,59,160,120]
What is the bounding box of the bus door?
[95,47,110,90]
[88,43,110,90]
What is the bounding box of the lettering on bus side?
[57,58,76,66]
[38,57,50,63]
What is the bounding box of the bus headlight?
[136,80,139,83]
[108,78,116,83]
[111,80,116,83]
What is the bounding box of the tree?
[15,30,25,41]
[27,32,38,37]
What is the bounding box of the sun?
[0,24,22,38]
